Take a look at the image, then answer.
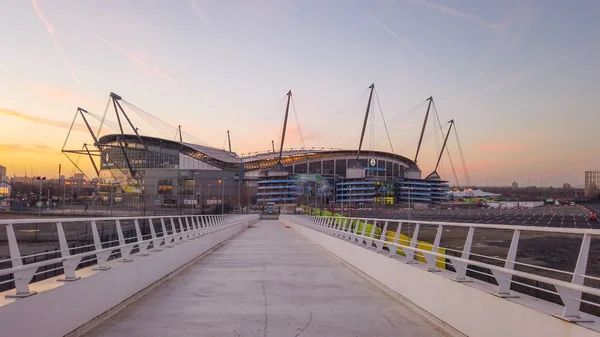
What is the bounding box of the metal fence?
[0,214,257,297]
[299,215,600,322]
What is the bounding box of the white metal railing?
[0,214,258,298]
[298,215,600,322]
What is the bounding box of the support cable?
[374,89,395,154]
[432,101,459,187]
[453,123,472,187]
[291,97,306,149]
[297,88,369,149]
[96,97,111,138]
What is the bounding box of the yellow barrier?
[384,231,446,268]
[301,206,446,269]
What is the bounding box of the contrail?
[98,35,184,88]
[407,0,501,30]
[469,44,600,96]
[31,0,80,85]
[189,0,209,25]
[0,108,87,131]
[366,13,447,74]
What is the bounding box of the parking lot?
[353,205,600,229]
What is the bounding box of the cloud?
[0,108,87,132]
[477,142,532,153]
[98,36,185,88]
[0,143,56,154]
[31,85,105,110]
[366,13,446,74]
[31,0,80,85]
[406,0,501,30]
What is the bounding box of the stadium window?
[322,160,334,175]
[309,162,320,174]
[335,159,346,175]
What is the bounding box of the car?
[570,202,575,206]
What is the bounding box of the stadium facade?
[63,89,455,209]
[95,134,449,207]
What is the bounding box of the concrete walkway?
[86,220,448,337]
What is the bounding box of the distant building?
[563,183,571,189]
[0,165,10,206]
[585,171,600,198]
[512,181,518,190]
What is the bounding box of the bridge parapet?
[0,214,258,337]
[282,215,600,337]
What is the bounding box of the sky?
[0,0,599,187]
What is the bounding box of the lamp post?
[36,177,46,217]
[218,178,225,214]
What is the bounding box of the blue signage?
[364,167,386,172]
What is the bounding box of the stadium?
[63,89,453,209]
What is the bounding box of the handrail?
[306,215,599,234]
[0,214,258,298]
[295,215,600,322]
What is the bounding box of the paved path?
[86,220,448,337]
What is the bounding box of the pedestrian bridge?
[0,214,599,336]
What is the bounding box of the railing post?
[453,226,474,282]
[56,221,84,281]
[555,233,592,321]
[200,216,207,234]
[134,219,150,256]
[171,218,182,244]
[404,223,419,264]
[376,221,388,252]
[334,218,340,232]
[360,219,368,237]
[179,217,189,239]
[184,217,195,239]
[341,218,349,239]
[160,218,173,247]
[5,223,37,298]
[492,229,520,298]
[115,219,134,261]
[424,225,443,271]
[91,220,111,270]
[352,218,360,244]
[148,219,163,252]
[367,220,377,248]
[389,222,402,257]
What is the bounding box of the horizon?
[1,0,599,186]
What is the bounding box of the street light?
[35,176,46,217]
[218,178,225,214]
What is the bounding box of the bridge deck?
[86,220,448,337]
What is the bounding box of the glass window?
[295,163,307,174]
[322,160,334,175]
[309,161,321,174]
[335,159,346,175]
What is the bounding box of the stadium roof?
[98,134,416,171]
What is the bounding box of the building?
[62,91,457,208]
[563,183,571,189]
[512,181,518,190]
[0,165,10,208]
[585,171,600,199]
[90,134,450,207]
